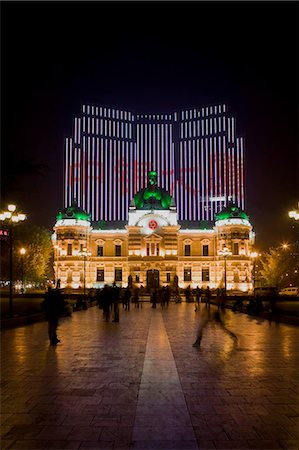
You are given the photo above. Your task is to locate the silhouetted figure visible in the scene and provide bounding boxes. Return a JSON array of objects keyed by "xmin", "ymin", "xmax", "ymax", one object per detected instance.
[
  {"xmin": 41, "ymin": 287, "xmax": 65, "ymax": 345},
  {"xmin": 205, "ymin": 286, "xmax": 211, "ymax": 308},
  {"xmin": 194, "ymin": 286, "xmax": 202, "ymax": 311},
  {"xmin": 132, "ymin": 287, "xmax": 141, "ymax": 308},
  {"xmin": 101, "ymin": 285, "xmax": 111, "ymax": 321},
  {"xmin": 185, "ymin": 285, "xmax": 191, "ymax": 303},
  {"xmin": 111, "ymin": 282, "xmax": 120, "ymax": 322},
  {"xmin": 124, "ymin": 286, "xmax": 131, "ymax": 310},
  {"xmin": 151, "ymin": 289, "xmax": 157, "ymax": 308}
]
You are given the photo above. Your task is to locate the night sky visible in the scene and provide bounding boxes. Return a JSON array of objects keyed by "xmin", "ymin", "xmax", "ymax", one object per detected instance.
[{"xmin": 1, "ymin": 1, "xmax": 298, "ymax": 249}]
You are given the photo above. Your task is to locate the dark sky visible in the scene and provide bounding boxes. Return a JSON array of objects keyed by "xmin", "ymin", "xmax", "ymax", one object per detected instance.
[{"xmin": 1, "ymin": 1, "xmax": 298, "ymax": 249}]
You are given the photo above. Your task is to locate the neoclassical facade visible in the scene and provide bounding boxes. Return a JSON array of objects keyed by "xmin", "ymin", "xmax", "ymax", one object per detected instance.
[{"xmin": 53, "ymin": 171, "xmax": 255, "ymax": 292}]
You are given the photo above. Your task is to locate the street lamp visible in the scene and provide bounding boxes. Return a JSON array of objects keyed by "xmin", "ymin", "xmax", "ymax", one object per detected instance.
[
  {"xmin": 219, "ymin": 246, "xmax": 232, "ymax": 296},
  {"xmin": 250, "ymin": 251, "xmax": 258, "ymax": 293},
  {"xmin": 80, "ymin": 247, "xmax": 91, "ymax": 300},
  {"xmin": 54, "ymin": 244, "xmax": 60, "ymax": 287},
  {"xmin": 19, "ymin": 247, "xmax": 26, "ymax": 293},
  {"xmin": 0, "ymin": 204, "xmax": 26, "ymax": 318}
]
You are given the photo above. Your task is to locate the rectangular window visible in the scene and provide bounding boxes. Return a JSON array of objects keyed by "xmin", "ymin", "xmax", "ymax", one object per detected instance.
[
  {"xmin": 135, "ymin": 274, "xmax": 140, "ymax": 283},
  {"xmin": 166, "ymin": 272, "xmax": 171, "ymax": 283},
  {"xmin": 115, "ymin": 245, "xmax": 121, "ymax": 256},
  {"xmin": 97, "ymin": 245, "xmax": 103, "ymax": 257},
  {"xmin": 184, "ymin": 244, "xmax": 191, "ymax": 256},
  {"xmin": 184, "ymin": 268, "xmax": 192, "ymax": 282},
  {"xmin": 115, "ymin": 268, "xmax": 122, "ymax": 282},
  {"xmin": 156, "ymin": 244, "xmax": 160, "ymax": 256},
  {"xmin": 202, "ymin": 268, "xmax": 210, "ymax": 282},
  {"xmin": 67, "ymin": 244, "xmax": 72, "ymax": 256},
  {"xmin": 146, "ymin": 244, "xmax": 150, "ymax": 256},
  {"xmin": 233, "ymin": 242, "xmax": 239, "ymax": 255},
  {"xmin": 151, "ymin": 243, "xmax": 155, "ymax": 255},
  {"xmin": 203, "ymin": 244, "xmax": 209, "ymax": 256},
  {"xmin": 80, "ymin": 243, "xmax": 84, "ymax": 252},
  {"xmin": 97, "ymin": 269, "xmax": 104, "ymax": 282}
]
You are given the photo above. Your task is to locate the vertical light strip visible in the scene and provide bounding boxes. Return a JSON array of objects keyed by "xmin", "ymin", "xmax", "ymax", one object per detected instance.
[
  {"xmin": 140, "ymin": 124, "xmax": 144, "ymax": 189},
  {"xmin": 122, "ymin": 141, "xmax": 125, "ymax": 219},
  {"xmin": 158, "ymin": 124, "xmax": 161, "ymax": 182},
  {"xmin": 205, "ymin": 138, "xmax": 209, "ymax": 220},
  {"xmin": 104, "ymin": 140, "xmax": 108, "ymax": 220},
  {"xmin": 188, "ymin": 140, "xmax": 191, "ymax": 220},
  {"xmin": 236, "ymin": 139, "xmax": 241, "ymax": 207},
  {"xmin": 113, "ymin": 140, "xmax": 116, "ymax": 220},
  {"xmin": 65, "ymin": 139, "xmax": 69, "ymax": 207},
  {"xmin": 100, "ymin": 139, "xmax": 104, "ymax": 220},
  {"xmin": 96, "ymin": 138, "xmax": 99, "ymax": 221},
  {"xmin": 165, "ymin": 124, "xmax": 169, "ymax": 190},
  {"xmin": 240, "ymin": 138, "xmax": 245, "ymax": 209},
  {"xmin": 109, "ymin": 140, "xmax": 112, "ymax": 220},
  {"xmin": 201, "ymin": 139, "xmax": 204, "ymax": 219},
  {"xmin": 87, "ymin": 137, "xmax": 91, "ymax": 215},
  {"xmin": 214, "ymin": 136, "xmax": 217, "ymax": 214},
  {"xmin": 228, "ymin": 145, "xmax": 231, "ymax": 201},
  {"xmin": 162, "ymin": 123, "xmax": 165, "ymax": 191},
  {"xmin": 218, "ymin": 136, "xmax": 222, "ymax": 209},
  {"xmin": 117, "ymin": 140, "xmax": 120, "ymax": 219},
  {"xmin": 192, "ymin": 139, "xmax": 196, "ymax": 220},
  {"xmin": 68, "ymin": 139, "xmax": 73, "ymax": 206},
  {"xmin": 223, "ymin": 136, "xmax": 227, "ymax": 205},
  {"xmin": 78, "ymin": 146, "xmax": 81, "ymax": 207},
  {"xmin": 232, "ymin": 145, "xmax": 235, "ymax": 202},
  {"xmin": 210, "ymin": 138, "xmax": 213, "ymax": 221},
  {"xmin": 91, "ymin": 138, "xmax": 95, "ymax": 220}
]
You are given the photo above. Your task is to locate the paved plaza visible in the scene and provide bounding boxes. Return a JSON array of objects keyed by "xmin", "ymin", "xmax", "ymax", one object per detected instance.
[{"xmin": 1, "ymin": 303, "xmax": 299, "ymax": 450}]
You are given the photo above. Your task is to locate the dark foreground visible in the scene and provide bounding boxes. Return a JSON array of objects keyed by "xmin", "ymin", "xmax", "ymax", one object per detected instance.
[{"xmin": 1, "ymin": 303, "xmax": 299, "ymax": 450}]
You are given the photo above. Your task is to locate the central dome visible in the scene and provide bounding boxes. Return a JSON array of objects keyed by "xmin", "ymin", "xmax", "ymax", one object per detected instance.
[{"xmin": 133, "ymin": 171, "xmax": 173, "ymax": 210}]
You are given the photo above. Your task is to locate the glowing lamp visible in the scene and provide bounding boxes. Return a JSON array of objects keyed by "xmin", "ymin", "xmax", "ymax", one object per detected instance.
[
  {"xmin": 8, "ymin": 204, "xmax": 16, "ymax": 212},
  {"xmin": 20, "ymin": 248, "xmax": 26, "ymax": 255}
]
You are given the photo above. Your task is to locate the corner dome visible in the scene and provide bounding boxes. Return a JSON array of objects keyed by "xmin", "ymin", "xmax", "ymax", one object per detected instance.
[
  {"xmin": 215, "ymin": 203, "xmax": 249, "ymax": 222},
  {"xmin": 133, "ymin": 170, "xmax": 174, "ymax": 210},
  {"xmin": 56, "ymin": 202, "xmax": 91, "ymax": 222}
]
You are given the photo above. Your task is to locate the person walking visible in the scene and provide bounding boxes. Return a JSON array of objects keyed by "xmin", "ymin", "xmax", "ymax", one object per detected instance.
[
  {"xmin": 111, "ymin": 281, "xmax": 120, "ymax": 322},
  {"xmin": 151, "ymin": 288, "xmax": 157, "ymax": 308},
  {"xmin": 101, "ymin": 285, "xmax": 111, "ymax": 321},
  {"xmin": 41, "ymin": 287, "xmax": 66, "ymax": 345},
  {"xmin": 185, "ymin": 285, "xmax": 191, "ymax": 303},
  {"xmin": 205, "ymin": 286, "xmax": 211, "ymax": 308},
  {"xmin": 194, "ymin": 286, "xmax": 202, "ymax": 311},
  {"xmin": 124, "ymin": 286, "xmax": 131, "ymax": 311}
]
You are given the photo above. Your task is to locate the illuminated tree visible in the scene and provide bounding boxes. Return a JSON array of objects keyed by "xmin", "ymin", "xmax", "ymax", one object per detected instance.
[{"xmin": 260, "ymin": 246, "xmax": 295, "ymax": 288}]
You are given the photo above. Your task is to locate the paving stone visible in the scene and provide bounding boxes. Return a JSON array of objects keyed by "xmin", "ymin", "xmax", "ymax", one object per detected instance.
[{"xmin": 1, "ymin": 304, "xmax": 299, "ymax": 450}]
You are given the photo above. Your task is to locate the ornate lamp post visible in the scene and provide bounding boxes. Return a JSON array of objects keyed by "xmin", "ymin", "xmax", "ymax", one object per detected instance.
[
  {"xmin": 19, "ymin": 247, "xmax": 26, "ymax": 293},
  {"xmin": 219, "ymin": 246, "xmax": 232, "ymax": 296},
  {"xmin": 80, "ymin": 247, "xmax": 91, "ymax": 300},
  {"xmin": 0, "ymin": 204, "xmax": 26, "ymax": 318},
  {"xmin": 250, "ymin": 251, "xmax": 258, "ymax": 293}
]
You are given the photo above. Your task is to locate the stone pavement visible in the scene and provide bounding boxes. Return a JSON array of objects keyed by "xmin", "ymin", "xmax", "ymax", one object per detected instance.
[{"xmin": 1, "ymin": 303, "xmax": 299, "ymax": 450}]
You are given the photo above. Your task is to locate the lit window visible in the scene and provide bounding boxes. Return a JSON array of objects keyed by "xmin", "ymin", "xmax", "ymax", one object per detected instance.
[
  {"xmin": 97, "ymin": 269, "xmax": 104, "ymax": 282},
  {"xmin": 202, "ymin": 268, "xmax": 209, "ymax": 281},
  {"xmin": 115, "ymin": 268, "xmax": 122, "ymax": 282},
  {"xmin": 184, "ymin": 268, "xmax": 192, "ymax": 282}
]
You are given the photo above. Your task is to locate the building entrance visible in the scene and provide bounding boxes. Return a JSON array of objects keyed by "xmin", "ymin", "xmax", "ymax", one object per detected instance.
[{"xmin": 146, "ymin": 269, "xmax": 160, "ymax": 291}]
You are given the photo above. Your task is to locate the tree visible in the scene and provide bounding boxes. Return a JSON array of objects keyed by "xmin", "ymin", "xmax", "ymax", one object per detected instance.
[
  {"xmin": 260, "ymin": 246, "xmax": 295, "ymax": 288},
  {"xmin": 0, "ymin": 225, "xmax": 53, "ymax": 286}
]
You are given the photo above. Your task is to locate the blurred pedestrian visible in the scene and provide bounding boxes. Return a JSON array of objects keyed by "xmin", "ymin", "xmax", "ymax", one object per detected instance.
[
  {"xmin": 124, "ymin": 286, "xmax": 131, "ymax": 311},
  {"xmin": 151, "ymin": 288, "xmax": 157, "ymax": 308},
  {"xmin": 101, "ymin": 284, "xmax": 111, "ymax": 321},
  {"xmin": 111, "ymin": 281, "xmax": 120, "ymax": 322},
  {"xmin": 194, "ymin": 286, "xmax": 202, "ymax": 311},
  {"xmin": 205, "ymin": 286, "xmax": 211, "ymax": 308}
]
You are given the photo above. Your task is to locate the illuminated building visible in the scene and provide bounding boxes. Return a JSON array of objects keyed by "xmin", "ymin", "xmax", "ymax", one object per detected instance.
[
  {"xmin": 55, "ymin": 171, "xmax": 254, "ymax": 291},
  {"xmin": 64, "ymin": 104, "xmax": 245, "ymax": 221}
]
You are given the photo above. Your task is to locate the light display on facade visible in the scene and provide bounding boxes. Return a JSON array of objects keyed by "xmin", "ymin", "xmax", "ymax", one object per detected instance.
[{"xmin": 54, "ymin": 171, "xmax": 254, "ymax": 292}]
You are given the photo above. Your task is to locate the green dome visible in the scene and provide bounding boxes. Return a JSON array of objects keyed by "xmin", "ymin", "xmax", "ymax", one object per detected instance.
[
  {"xmin": 56, "ymin": 202, "xmax": 91, "ymax": 222},
  {"xmin": 133, "ymin": 171, "xmax": 172, "ymax": 210},
  {"xmin": 215, "ymin": 203, "xmax": 249, "ymax": 221}
]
